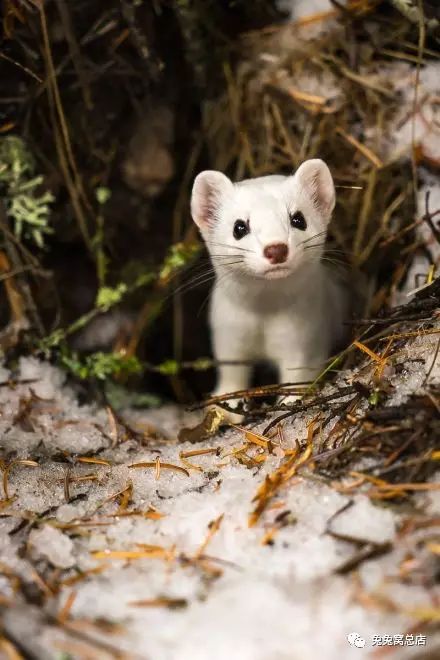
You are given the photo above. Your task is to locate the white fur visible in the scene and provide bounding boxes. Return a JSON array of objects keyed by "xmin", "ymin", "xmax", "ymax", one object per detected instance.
[{"xmin": 191, "ymin": 159, "xmax": 347, "ymax": 403}]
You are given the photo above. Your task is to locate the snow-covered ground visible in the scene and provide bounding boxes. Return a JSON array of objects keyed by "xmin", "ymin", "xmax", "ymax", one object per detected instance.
[{"xmin": 0, "ymin": 332, "xmax": 439, "ymax": 659}]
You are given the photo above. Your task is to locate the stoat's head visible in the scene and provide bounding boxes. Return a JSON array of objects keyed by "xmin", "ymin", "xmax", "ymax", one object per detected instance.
[{"xmin": 190, "ymin": 159, "xmax": 335, "ymax": 280}]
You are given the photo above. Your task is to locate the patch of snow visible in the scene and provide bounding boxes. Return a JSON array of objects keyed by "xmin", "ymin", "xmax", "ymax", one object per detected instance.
[
  {"xmin": 330, "ymin": 497, "xmax": 396, "ymax": 544},
  {"xmin": 278, "ymin": 0, "xmax": 333, "ymax": 21},
  {"xmin": 28, "ymin": 525, "xmax": 75, "ymax": 569},
  {"xmin": 0, "ymin": 352, "xmax": 438, "ymax": 658},
  {"xmin": 392, "ymin": 62, "xmax": 440, "ymax": 163},
  {"xmin": 397, "ymin": 173, "xmax": 440, "ymax": 301}
]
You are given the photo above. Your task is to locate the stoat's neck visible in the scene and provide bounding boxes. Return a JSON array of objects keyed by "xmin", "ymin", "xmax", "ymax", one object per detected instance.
[{"xmin": 215, "ymin": 261, "xmax": 324, "ymax": 311}]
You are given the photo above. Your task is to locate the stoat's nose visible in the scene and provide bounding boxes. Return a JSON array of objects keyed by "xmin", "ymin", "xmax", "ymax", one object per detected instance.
[{"xmin": 264, "ymin": 243, "xmax": 288, "ymax": 264}]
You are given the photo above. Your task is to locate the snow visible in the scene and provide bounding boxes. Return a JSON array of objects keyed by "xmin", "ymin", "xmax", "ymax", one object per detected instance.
[
  {"xmin": 278, "ymin": 0, "xmax": 333, "ymax": 21},
  {"xmin": 397, "ymin": 175, "xmax": 440, "ymax": 301},
  {"xmin": 0, "ymin": 345, "xmax": 438, "ymax": 659},
  {"xmin": 28, "ymin": 526, "xmax": 76, "ymax": 569},
  {"xmin": 389, "ymin": 62, "xmax": 440, "ymax": 164}
]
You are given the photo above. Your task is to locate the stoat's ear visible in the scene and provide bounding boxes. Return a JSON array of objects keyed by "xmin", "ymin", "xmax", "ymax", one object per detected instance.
[
  {"xmin": 295, "ymin": 159, "xmax": 335, "ymax": 220},
  {"xmin": 191, "ymin": 170, "xmax": 233, "ymax": 229}
]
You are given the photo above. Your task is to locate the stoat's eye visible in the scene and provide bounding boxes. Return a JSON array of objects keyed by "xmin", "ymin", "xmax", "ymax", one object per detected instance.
[
  {"xmin": 289, "ymin": 211, "xmax": 307, "ymax": 231},
  {"xmin": 233, "ymin": 219, "xmax": 249, "ymax": 240}
]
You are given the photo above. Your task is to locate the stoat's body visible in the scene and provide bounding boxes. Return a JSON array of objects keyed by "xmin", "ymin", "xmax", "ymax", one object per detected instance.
[{"xmin": 190, "ymin": 160, "xmax": 347, "ymax": 401}]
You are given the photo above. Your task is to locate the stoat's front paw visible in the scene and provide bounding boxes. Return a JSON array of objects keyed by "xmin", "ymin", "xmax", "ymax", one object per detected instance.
[
  {"xmin": 222, "ymin": 408, "xmax": 245, "ymax": 425},
  {"xmin": 208, "ymin": 404, "xmax": 244, "ymax": 426},
  {"xmin": 279, "ymin": 393, "xmax": 302, "ymax": 408}
]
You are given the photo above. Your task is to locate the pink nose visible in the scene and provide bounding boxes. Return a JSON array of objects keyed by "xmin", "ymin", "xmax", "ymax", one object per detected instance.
[{"xmin": 264, "ymin": 243, "xmax": 288, "ymax": 264}]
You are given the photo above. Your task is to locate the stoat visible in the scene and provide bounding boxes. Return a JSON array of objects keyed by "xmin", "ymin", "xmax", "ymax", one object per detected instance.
[{"xmin": 190, "ymin": 159, "xmax": 347, "ymax": 408}]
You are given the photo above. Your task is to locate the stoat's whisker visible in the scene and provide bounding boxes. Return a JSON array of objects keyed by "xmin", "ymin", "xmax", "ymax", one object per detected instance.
[
  {"xmin": 162, "ymin": 255, "xmax": 222, "ymax": 286},
  {"xmin": 197, "ymin": 269, "xmax": 236, "ymax": 317},
  {"xmin": 321, "ymin": 255, "xmax": 348, "ymax": 264},
  {"xmin": 174, "ymin": 267, "xmax": 215, "ymax": 285},
  {"xmin": 170, "ymin": 273, "xmax": 216, "ymax": 298},
  {"xmin": 321, "ymin": 259, "xmax": 349, "ymax": 272},
  {"xmin": 208, "ymin": 241, "xmax": 255, "ymax": 254},
  {"xmin": 211, "ymin": 261, "xmax": 246, "ymax": 267},
  {"xmin": 192, "ymin": 261, "xmax": 243, "ymax": 275},
  {"xmin": 175, "ymin": 276, "xmax": 216, "ymax": 296},
  {"xmin": 299, "ymin": 230, "xmax": 328, "ymax": 246},
  {"xmin": 211, "ymin": 261, "xmax": 245, "ymax": 266},
  {"xmin": 178, "ymin": 262, "xmax": 220, "ymax": 278},
  {"xmin": 183, "ymin": 261, "xmax": 244, "ymax": 281},
  {"xmin": 307, "ymin": 251, "xmax": 347, "ymax": 262},
  {"xmin": 185, "ymin": 256, "xmax": 244, "ymax": 274},
  {"xmin": 210, "ymin": 255, "xmax": 246, "ymax": 261},
  {"xmin": 307, "ymin": 256, "xmax": 349, "ymax": 271},
  {"xmin": 303, "ymin": 242, "xmax": 328, "ymax": 250},
  {"xmin": 208, "ymin": 253, "xmax": 245, "ymax": 258},
  {"xmin": 172, "ymin": 260, "xmax": 244, "ymax": 295},
  {"xmin": 164, "ymin": 275, "xmax": 214, "ymax": 304},
  {"xmin": 304, "ymin": 244, "xmax": 347, "ymax": 256}
]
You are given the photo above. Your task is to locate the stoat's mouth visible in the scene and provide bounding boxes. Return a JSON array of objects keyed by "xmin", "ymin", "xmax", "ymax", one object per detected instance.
[{"xmin": 263, "ymin": 266, "xmax": 291, "ymax": 280}]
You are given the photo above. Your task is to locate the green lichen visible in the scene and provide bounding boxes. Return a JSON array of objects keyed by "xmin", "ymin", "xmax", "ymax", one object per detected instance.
[
  {"xmin": 0, "ymin": 136, "xmax": 53, "ymax": 247},
  {"xmin": 157, "ymin": 359, "xmax": 180, "ymax": 376},
  {"xmin": 368, "ymin": 389, "xmax": 383, "ymax": 407},
  {"xmin": 96, "ymin": 283, "xmax": 128, "ymax": 311},
  {"xmin": 95, "ymin": 186, "xmax": 111, "ymax": 205},
  {"xmin": 190, "ymin": 357, "xmax": 213, "ymax": 371}
]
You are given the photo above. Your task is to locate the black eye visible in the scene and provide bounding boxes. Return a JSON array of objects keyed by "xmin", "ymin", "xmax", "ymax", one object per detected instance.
[
  {"xmin": 289, "ymin": 211, "xmax": 307, "ymax": 231},
  {"xmin": 233, "ymin": 219, "xmax": 249, "ymax": 240}
]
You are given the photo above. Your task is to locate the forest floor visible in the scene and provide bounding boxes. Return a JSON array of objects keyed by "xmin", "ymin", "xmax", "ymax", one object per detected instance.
[{"xmin": 0, "ymin": 313, "xmax": 439, "ymax": 660}]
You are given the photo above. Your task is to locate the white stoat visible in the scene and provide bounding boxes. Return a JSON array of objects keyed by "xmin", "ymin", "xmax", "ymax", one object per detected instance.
[{"xmin": 190, "ymin": 159, "xmax": 348, "ymax": 404}]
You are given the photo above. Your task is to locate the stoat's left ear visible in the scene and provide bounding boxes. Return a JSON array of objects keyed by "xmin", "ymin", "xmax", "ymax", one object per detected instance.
[
  {"xmin": 191, "ymin": 170, "xmax": 233, "ymax": 230},
  {"xmin": 295, "ymin": 159, "xmax": 335, "ymax": 220}
]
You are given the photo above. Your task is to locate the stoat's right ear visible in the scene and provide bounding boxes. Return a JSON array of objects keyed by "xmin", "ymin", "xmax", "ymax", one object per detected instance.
[{"xmin": 191, "ymin": 170, "xmax": 233, "ymax": 229}]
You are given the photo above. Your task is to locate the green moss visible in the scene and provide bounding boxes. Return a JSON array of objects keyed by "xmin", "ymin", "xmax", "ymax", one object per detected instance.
[
  {"xmin": 61, "ymin": 351, "xmax": 142, "ymax": 381},
  {"xmin": 96, "ymin": 284, "xmax": 128, "ymax": 311}
]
